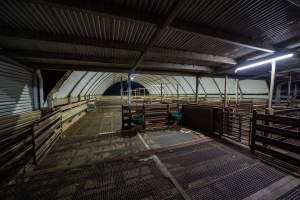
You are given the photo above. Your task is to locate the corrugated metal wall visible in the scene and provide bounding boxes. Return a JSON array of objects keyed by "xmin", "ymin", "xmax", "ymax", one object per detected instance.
[{"xmin": 0, "ymin": 56, "xmax": 34, "ymax": 116}]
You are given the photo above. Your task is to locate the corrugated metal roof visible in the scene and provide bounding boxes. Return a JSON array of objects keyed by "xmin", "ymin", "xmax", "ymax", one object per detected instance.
[
  {"xmin": 0, "ymin": 0, "xmax": 156, "ymax": 45},
  {"xmin": 176, "ymin": 0, "xmax": 300, "ymax": 44},
  {"xmin": 0, "ymin": 0, "xmax": 299, "ymax": 75},
  {"xmin": 0, "ymin": 36, "xmax": 140, "ymax": 59},
  {"xmin": 106, "ymin": 0, "xmax": 176, "ymax": 16},
  {"xmin": 155, "ymin": 27, "xmax": 256, "ymax": 58}
]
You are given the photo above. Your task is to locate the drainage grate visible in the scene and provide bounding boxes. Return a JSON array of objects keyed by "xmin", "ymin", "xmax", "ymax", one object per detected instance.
[{"xmin": 1, "ymin": 160, "xmax": 183, "ymax": 200}]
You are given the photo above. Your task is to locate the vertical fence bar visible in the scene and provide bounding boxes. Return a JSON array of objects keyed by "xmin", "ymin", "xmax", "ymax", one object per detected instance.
[
  {"xmin": 128, "ymin": 73, "xmax": 132, "ymax": 105},
  {"xmin": 251, "ymin": 110, "xmax": 257, "ymax": 152},
  {"xmin": 31, "ymin": 124, "xmax": 37, "ymax": 165},
  {"xmin": 220, "ymin": 109, "xmax": 224, "ymax": 138},
  {"xmin": 195, "ymin": 76, "xmax": 199, "ymax": 103},
  {"xmin": 224, "ymin": 75, "xmax": 228, "ymax": 108},
  {"xmin": 239, "ymin": 114, "xmax": 242, "ymax": 142},
  {"xmin": 288, "ymin": 72, "xmax": 292, "ymax": 102}
]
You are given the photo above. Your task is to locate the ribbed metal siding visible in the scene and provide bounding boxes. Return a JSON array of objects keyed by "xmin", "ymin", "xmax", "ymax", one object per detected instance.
[{"xmin": 0, "ymin": 58, "xmax": 33, "ymax": 116}]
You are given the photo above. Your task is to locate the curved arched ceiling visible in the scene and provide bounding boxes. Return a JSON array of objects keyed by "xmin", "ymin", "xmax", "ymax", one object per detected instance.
[{"xmin": 51, "ymin": 71, "xmax": 269, "ymax": 99}]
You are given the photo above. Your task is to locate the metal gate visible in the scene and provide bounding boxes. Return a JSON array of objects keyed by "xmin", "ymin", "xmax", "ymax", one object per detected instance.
[{"xmin": 223, "ymin": 110, "xmax": 251, "ymax": 145}]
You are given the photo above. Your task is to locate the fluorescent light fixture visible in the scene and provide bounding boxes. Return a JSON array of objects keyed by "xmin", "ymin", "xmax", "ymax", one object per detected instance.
[
  {"xmin": 130, "ymin": 76, "xmax": 134, "ymax": 80},
  {"xmin": 235, "ymin": 53, "xmax": 294, "ymax": 73}
]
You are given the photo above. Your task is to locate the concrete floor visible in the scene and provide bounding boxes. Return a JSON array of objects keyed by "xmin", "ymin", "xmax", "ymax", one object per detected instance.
[{"xmin": 2, "ymin": 109, "xmax": 300, "ymax": 200}]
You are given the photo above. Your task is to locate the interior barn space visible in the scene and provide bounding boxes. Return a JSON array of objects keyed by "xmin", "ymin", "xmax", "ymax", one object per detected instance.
[{"xmin": 1, "ymin": 0, "xmax": 300, "ymax": 199}]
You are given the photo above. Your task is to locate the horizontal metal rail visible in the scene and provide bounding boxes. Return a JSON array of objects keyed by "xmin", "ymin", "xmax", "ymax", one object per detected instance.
[{"xmin": 251, "ymin": 110, "xmax": 300, "ymax": 167}]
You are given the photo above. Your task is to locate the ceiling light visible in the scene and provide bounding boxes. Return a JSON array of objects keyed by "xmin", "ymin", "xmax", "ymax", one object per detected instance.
[{"xmin": 235, "ymin": 53, "xmax": 294, "ymax": 73}]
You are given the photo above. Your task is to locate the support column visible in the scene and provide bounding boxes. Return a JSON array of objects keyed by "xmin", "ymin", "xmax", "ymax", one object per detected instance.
[
  {"xmin": 288, "ymin": 72, "xmax": 292, "ymax": 101},
  {"xmin": 120, "ymin": 77, "xmax": 123, "ymax": 102},
  {"xmin": 224, "ymin": 75, "xmax": 228, "ymax": 108},
  {"xmin": 128, "ymin": 72, "xmax": 132, "ymax": 105},
  {"xmin": 195, "ymin": 76, "xmax": 199, "ymax": 103},
  {"xmin": 36, "ymin": 69, "xmax": 44, "ymax": 108},
  {"xmin": 160, "ymin": 83, "xmax": 163, "ymax": 102},
  {"xmin": 235, "ymin": 78, "xmax": 239, "ymax": 105},
  {"xmin": 32, "ymin": 72, "xmax": 39, "ymax": 110},
  {"xmin": 177, "ymin": 84, "xmax": 179, "ymax": 101},
  {"xmin": 268, "ymin": 61, "xmax": 276, "ymax": 109}
]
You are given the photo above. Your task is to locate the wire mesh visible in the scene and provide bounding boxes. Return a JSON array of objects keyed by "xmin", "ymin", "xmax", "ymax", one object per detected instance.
[
  {"xmin": 158, "ymin": 141, "xmax": 286, "ymax": 200},
  {"xmin": 1, "ymin": 160, "xmax": 183, "ymax": 200}
]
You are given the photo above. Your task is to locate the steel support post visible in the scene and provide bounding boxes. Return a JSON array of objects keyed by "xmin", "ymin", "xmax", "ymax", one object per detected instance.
[
  {"xmin": 128, "ymin": 73, "xmax": 132, "ymax": 105},
  {"xmin": 195, "ymin": 76, "xmax": 199, "ymax": 103},
  {"xmin": 288, "ymin": 72, "xmax": 292, "ymax": 101},
  {"xmin": 268, "ymin": 61, "xmax": 276, "ymax": 109}
]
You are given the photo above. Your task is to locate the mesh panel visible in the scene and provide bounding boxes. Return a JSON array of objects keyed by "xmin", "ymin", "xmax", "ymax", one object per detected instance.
[
  {"xmin": 158, "ymin": 142, "xmax": 286, "ymax": 200},
  {"xmin": 1, "ymin": 160, "xmax": 183, "ymax": 200},
  {"xmin": 36, "ymin": 132, "xmax": 147, "ymax": 170}
]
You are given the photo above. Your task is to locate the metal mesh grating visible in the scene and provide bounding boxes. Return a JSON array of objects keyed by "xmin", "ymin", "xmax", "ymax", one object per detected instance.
[
  {"xmin": 188, "ymin": 163, "xmax": 285, "ymax": 200},
  {"xmin": 277, "ymin": 185, "xmax": 300, "ymax": 200},
  {"xmin": 142, "ymin": 130, "xmax": 202, "ymax": 148},
  {"xmin": 1, "ymin": 160, "xmax": 183, "ymax": 200},
  {"xmin": 35, "ymin": 131, "xmax": 147, "ymax": 171},
  {"xmin": 158, "ymin": 141, "xmax": 286, "ymax": 200}
]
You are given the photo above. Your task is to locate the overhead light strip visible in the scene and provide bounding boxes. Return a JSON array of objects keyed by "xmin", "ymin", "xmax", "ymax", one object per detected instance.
[{"xmin": 235, "ymin": 53, "xmax": 294, "ymax": 73}]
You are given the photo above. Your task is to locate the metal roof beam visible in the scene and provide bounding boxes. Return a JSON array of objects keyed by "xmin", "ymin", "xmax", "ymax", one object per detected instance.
[
  {"xmin": 0, "ymin": 28, "xmax": 144, "ymax": 52},
  {"xmin": 31, "ymin": 63, "xmax": 212, "ymax": 75},
  {"xmin": 171, "ymin": 21, "xmax": 275, "ymax": 53},
  {"xmin": 6, "ymin": 50, "xmax": 135, "ymax": 64},
  {"xmin": 5, "ymin": 49, "xmax": 235, "ymax": 65},
  {"xmin": 148, "ymin": 48, "xmax": 237, "ymax": 65},
  {"xmin": 131, "ymin": 0, "xmax": 188, "ymax": 72}
]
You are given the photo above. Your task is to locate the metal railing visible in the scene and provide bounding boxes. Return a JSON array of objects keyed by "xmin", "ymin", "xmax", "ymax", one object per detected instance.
[{"xmin": 251, "ymin": 110, "xmax": 300, "ymax": 167}]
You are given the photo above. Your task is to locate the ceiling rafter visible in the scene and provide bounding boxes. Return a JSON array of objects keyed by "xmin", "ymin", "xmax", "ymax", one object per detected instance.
[
  {"xmin": 4, "ymin": 47, "xmax": 236, "ymax": 66},
  {"xmin": 0, "ymin": 31, "xmax": 236, "ymax": 65},
  {"xmin": 131, "ymin": 0, "xmax": 188, "ymax": 72},
  {"xmin": 30, "ymin": 63, "xmax": 213, "ymax": 76}
]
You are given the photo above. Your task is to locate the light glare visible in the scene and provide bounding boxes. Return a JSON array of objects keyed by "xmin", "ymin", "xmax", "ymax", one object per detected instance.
[{"xmin": 235, "ymin": 53, "xmax": 294, "ymax": 73}]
